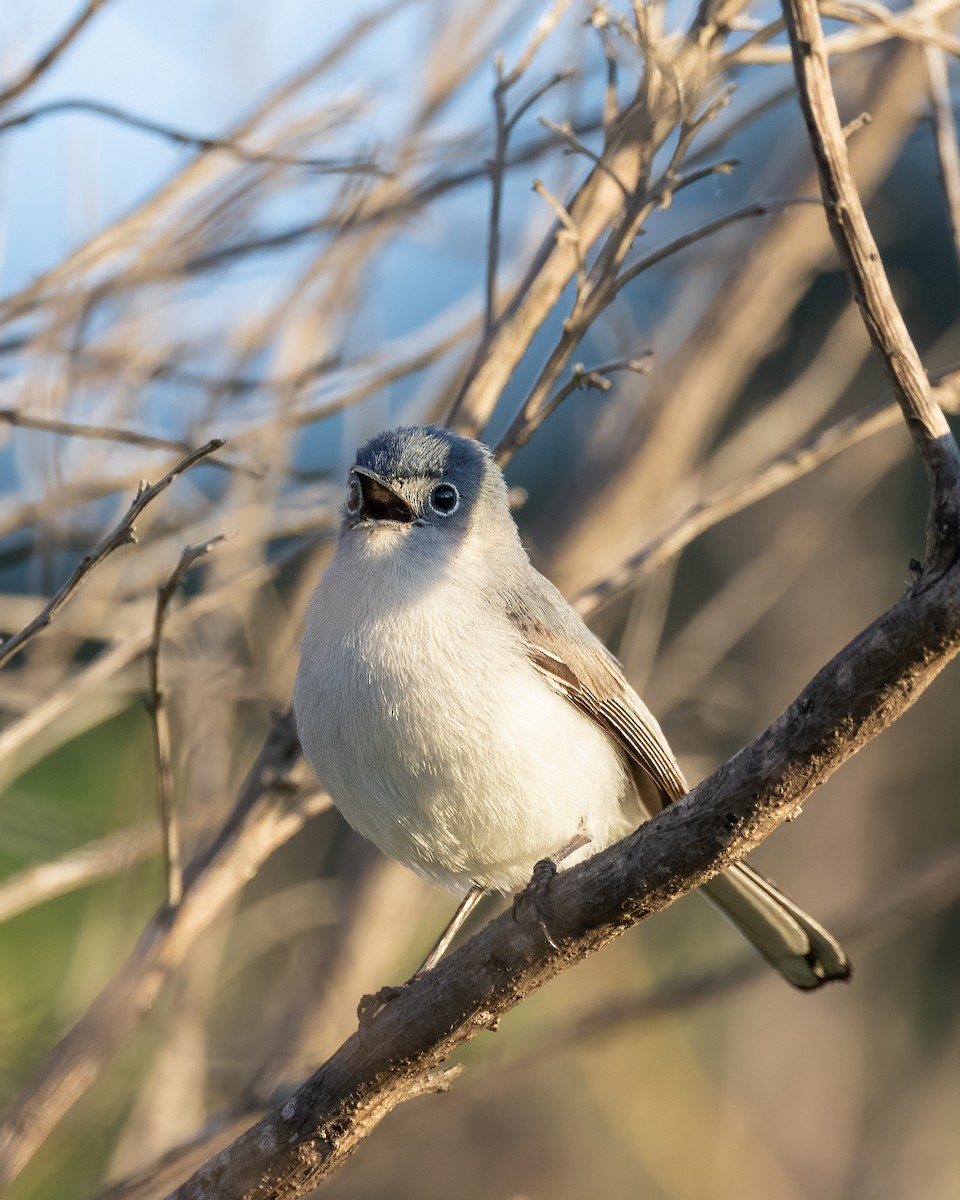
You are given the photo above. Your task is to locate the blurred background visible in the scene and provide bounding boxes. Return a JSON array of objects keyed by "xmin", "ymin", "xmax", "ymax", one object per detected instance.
[{"xmin": 0, "ymin": 1, "xmax": 958, "ymax": 1198}]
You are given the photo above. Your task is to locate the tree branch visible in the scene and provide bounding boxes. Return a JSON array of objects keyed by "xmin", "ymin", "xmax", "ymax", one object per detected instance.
[
  {"xmin": 0, "ymin": 440, "xmax": 225, "ymax": 669},
  {"xmin": 0, "ymin": 99, "xmax": 385, "ymax": 176},
  {"xmin": 574, "ymin": 373, "xmax": 960, "ymax": 616},
  {"xmin": 147, "ymin": 537, "xmax": 231, "ymax": 909},
  {"xmin": 168, "ymin": 556, "xmax": 960, "ymax": 1199},
  {"xmin": 782, "ymin": 0, "xmax": 960, "ymax": 577},
  {"xmin": 0, "ymin": 0, "xmax": 110, "ymax": 108}
]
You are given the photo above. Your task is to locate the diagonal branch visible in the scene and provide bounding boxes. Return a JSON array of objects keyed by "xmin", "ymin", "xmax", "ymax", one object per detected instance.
[
  {"xmin": 0, "ymin": 0, "xmax": 110, "ymax": 108},
  {"xmin": 782, "ymin": 0, "xmax": 960, "ymax": 578},
  {"xmin": 167, "ymin": 556, "xmax": 960, "ymax": 1199},
  {"xmin": 574, "ymin": 373, "xmax": 960, "ymax": 617},
  {"xmin": 0, "ymin": 440, "xmax": 225, "ymax": 669}
]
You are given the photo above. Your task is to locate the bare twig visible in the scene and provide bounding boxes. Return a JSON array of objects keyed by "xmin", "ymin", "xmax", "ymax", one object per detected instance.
[
  {"xmin": 782, "ymin": 0, "xmax": 960, "ymax": 577},
  {"xmin": 0, "ymin": 0, "xmax": 110, "ymax": 107},
  {"xmin": 0, "ymin": 440, "xmax": 225, "ymax": 669},
  {"xmin": 575, "ymin": 374, "xmax": 960, "ymax": 616},
  {"xmin": 612, "ymin": 194, "xmax": 820, "ymax": 295},
  {"xmin": 486, "ymin": 59, "xmax": 510, "ymax": 335},
  {"xmin": 147, "ymin": 537, "xmax": 230, "ymax": 909},
  {"xmin": 920, "ymin": 16, "xmax": 960, "ymax": 263},
  {"xmin": 494, "ymin": 195, "xmax": 817, "ymax": 461},
  {"xmin": 0, "ymin": 99, "xmax": 386, "ymax": 175},
  {"xmin": 726, "ymin": 0, "xmax": 960, "ymax": 65},
  {"xmin": 495, "ymin": 354, "xmax": 652, "ymax": 462},
  {"xmin": 0, "ymin": 408, "xmax": 256, "ymax": 474},
  {"xmin": 485, "ymin": 63, "xmax": 574, "ymax": 333},
  {"xmin": 446, "ymin": 0, "xmax": 750, "ymax": 436},
  {"xmin": 821, "ymin": 0, "xmax": 960, "ymax": 56}
]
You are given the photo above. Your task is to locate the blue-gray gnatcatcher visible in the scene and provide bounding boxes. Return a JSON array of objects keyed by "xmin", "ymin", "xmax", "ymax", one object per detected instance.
[{"xmin": 294, "ymin": 425, "xmax": 849, "ymax": 988}]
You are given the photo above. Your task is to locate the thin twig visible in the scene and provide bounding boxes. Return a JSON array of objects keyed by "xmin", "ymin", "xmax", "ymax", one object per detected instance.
[
  {"xmin": 575, "ymin": 374, "xmax": 960, "ymax": 616},
  {"xmin": 920, "ymin": 15, "xmax": 960, "ymax": 263},
  {"xmin": 146, "ymin": 536, "xmax": 231, "ymax": 909},
  {"xmin": 783, "ymin": 0, "xmax": 960, "ymax": 577},
  {"xmin": 0, "ymin": 0, "xmax": 110, "ymax": 107},
  {"xmin": 532, "ymin": 177, "xmax": 588, "ymax": 296},
  {"xmin": 0, "ymin": 99, "xmax": 386, "ymax": 176},
  {"xmin": 495, "ymin": 195, "xmax": 816, "ymax": 462},
  {"xmin": 486, "ymin": 65, "xmax": 575, "ymax": 334},
  {"xmin": 486, "ymin": 61, "xmax": 509, "ymax": 335},
  {"xmin": 0, "ymin": 439, "xmax": 225, "ymax": 669},
  {"xmin": 725, "ymin": 0, "xmax": 960, "ymax": 65},
  {"xmin": 495, "ymin": 354, "xmax": 652, "ymax": 462},
  {"xmin": 611, "ymin": 194, "xmax": 820, "ymax": 295},
  {"xmin": 446, "ymin": 0, "xmax": 747, "ymax": 436},
  {"xmin": 0, "ymin": 409, "xmax": 257, "ymax": 475}
]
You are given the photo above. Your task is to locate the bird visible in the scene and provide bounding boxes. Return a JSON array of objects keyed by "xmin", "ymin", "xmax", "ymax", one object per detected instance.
[{"xmin": 293, "ymin": 424, "xmax": 850, "ymax": 989}]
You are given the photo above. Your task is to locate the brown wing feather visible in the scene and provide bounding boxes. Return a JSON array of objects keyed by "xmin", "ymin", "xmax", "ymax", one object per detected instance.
[{"xmin": 518, "ymin": 622, "xmax": 688, "ymax": 811}]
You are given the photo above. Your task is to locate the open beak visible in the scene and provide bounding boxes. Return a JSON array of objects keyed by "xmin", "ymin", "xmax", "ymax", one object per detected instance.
[{"xmin": 351, "ymin": 467, "xmax": 415, "ymax": 524}]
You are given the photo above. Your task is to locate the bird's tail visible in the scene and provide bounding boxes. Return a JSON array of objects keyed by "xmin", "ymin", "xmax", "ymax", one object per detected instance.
[{"xmin": 702, "ymin": 862, "xmax": 850, "ymax": 989}]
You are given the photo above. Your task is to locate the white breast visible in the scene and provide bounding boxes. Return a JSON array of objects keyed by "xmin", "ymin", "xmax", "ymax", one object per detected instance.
[{"xmin": 294, "ymin": 529, "xmax": 635, "ymax": 894}]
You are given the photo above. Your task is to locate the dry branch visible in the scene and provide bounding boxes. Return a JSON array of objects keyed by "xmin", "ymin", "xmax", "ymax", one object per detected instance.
[
  {"xmin": 167, "ymin": 556, "xmax": 960, "ymax": 1200},
  {"xmin": 147, "ymin": 537, "xmax": 231, "ymax": 909},
  {"xmin": 0, "ymin": 440, "xmax": 225, "ymax": 669},
  {"xmin": 0, "ymin": 0, "xmax": 110, "ymax": 107},
  {"xmin": 0, "ymin": 99, "xmax": 386, "ymax": 175},
  {"xmin": 446, "ymin": 0, "xmax": 751, "ymax": 436},
  {"xmin": 782, "ymin": 0, "xmax": 960, "ymax": 577},
  {"xmin": 920, "ymin": 14, "xmax": 960, "ymax": 262},
  {"xmin": 572, "ymin": 378, "xmax": 960, "ymax": 616}
]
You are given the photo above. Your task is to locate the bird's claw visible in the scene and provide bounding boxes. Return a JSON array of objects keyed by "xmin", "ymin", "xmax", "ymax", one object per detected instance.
[
  {"xmin": 512, "ymin": 857, "xmax": 560, "ymax": 950},
  {"xmin": 357, "ymin": 983, "xmax": 405, "ymax": 1039}
]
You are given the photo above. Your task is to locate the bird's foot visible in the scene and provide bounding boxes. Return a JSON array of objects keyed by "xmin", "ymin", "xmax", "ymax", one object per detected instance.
[
  {"xmin": 512, "ymin": 858, "xmax": 560, "ymax": 950},
  {"xmin": 357, "ymin": 984, "xmax": 406, "ymax": 1039}
]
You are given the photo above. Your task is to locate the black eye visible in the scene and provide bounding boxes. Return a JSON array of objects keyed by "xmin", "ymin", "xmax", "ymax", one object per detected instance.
[
  {"xmin": 346, "ymin": 476, "xmax": 362, "ymax": 514},
  {"xmin": 429, "ymin": 482, "xmax": 459, "ymax": 515}
]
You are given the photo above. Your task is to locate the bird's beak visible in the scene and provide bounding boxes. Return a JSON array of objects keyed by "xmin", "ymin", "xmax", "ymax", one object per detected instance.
[{"xmin": 350, "ymin": 467, "xmax": 416, "ymax": 523}]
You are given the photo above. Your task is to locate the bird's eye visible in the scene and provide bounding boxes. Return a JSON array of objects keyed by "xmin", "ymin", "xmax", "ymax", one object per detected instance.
[
  {"xmin": 429, "ymin": 482, "xmax": 459, "ymax": 515},
  {"xmin": 346, "ymin": 476, "xmax": 362, "ymax": 514}
]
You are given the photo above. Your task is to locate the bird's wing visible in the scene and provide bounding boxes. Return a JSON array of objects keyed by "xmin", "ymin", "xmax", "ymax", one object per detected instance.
[
  {"xmin": 505, "ymin": 581, "xmax": 687, "ymax": 812},
  {"xmin": 504, "ymin": 575, "xmax": 851, "ymax": 989}
]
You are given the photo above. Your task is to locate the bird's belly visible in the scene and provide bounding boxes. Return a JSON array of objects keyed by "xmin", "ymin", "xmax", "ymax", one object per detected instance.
[{"xmin": 295, "ymin": 594, "xmax": 635, "ymax": 893}]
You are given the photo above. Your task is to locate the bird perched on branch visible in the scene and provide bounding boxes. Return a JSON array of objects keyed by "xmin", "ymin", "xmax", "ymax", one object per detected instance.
[{"xmin": 294, "ymin": 425, "xmax": 849, "ymax": 989}]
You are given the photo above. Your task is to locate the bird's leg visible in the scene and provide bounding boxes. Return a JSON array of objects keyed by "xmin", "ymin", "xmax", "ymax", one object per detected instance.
[
  {"xmin": 413, "ymin": 884, "xmax": 487, "ymax": 977},
  {"xmin": 512, "ymin": 832, "xmax": 592, "ymax": 948},
  {"xmin": 357, "ymin": 884, "xmax": 486, "ymax": 1030}
]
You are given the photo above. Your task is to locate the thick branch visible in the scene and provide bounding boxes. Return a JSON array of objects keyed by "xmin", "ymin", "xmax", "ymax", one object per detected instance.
[
  {"xmin": 169, "ymin": 559, "xmax": 960, "ymax": 1199},
  {"xmin": 782, "ymin": 0, "xmax": 960, "ymax": 576}
]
